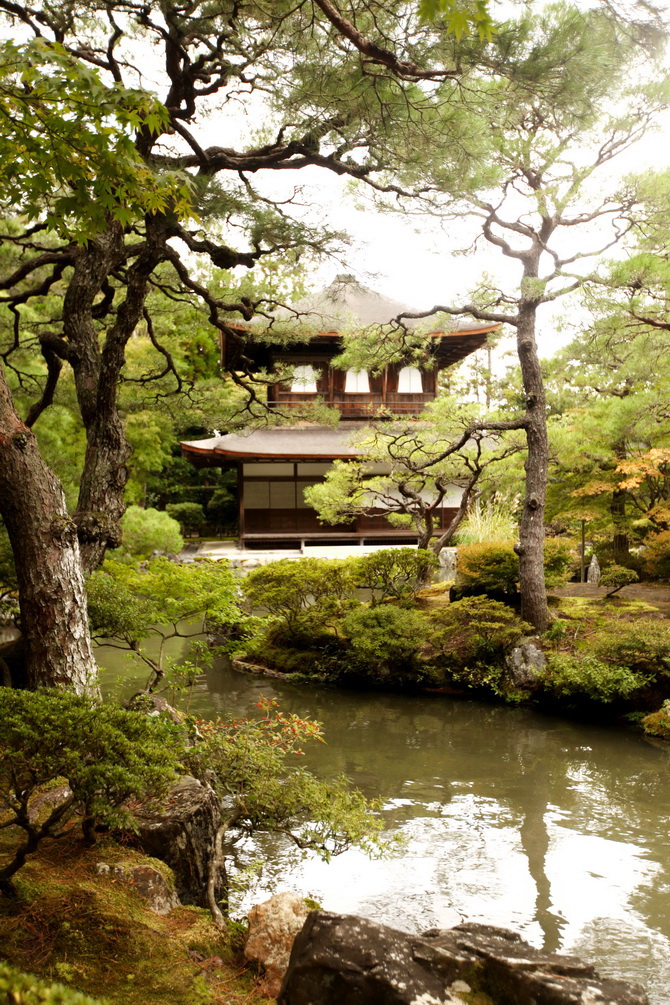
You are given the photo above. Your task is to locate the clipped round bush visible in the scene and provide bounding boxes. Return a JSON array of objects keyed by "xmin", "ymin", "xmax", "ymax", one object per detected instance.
[
  {"xmin": 353, "ymin": 548, "xmax": 438, "ymax": 602},
  {"xmin": 119, "ymin": 505, "xmax": 183, "ymax": 558},
  {"xmin": 600, "ymin": 564, "xmax": 639, "ymax": 596},
  {"xmin": 165, "ymin": 501, "xmax": 206, "ymax": 536},
  {"xmin": 456, "ymin": 541, "xmax": 519, "ymax": 596},
  {"xmin": 457, "ymin": 538, "xmax": 577, "ymax": 596},
  {"xmin": 242, "ymin": 557, "xmax": 358, "ymax": 640},
  {"xmin": 427, "ymin": 596, "xmax": 531, "ymax": 695},
  {"xmin": 429, "ymin": 596, "xmax": 530, "ymax": 662},
  {"xmin": 341, "ymin": 604, "xmax": 429, "ymax": 680}
]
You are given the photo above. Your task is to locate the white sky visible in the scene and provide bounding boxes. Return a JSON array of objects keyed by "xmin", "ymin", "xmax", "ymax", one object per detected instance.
[
  {"xmin": 263, "ymin": 104, "xmax": 670, "ymax": 362},
  {"xmin": 217, "ymin": 84, "xmax": 670, "ymax": 371}
]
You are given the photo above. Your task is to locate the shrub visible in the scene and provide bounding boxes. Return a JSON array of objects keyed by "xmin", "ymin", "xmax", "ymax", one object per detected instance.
[
  {"xmin": 456, "ymin": 541, "xmax": 519, "ymax": 595},
  {"xmin": 543, "ymin": 538, "xmax": 574, "ymax": 586},
  {"xmin": 166, "ymin": 501, "xmax": 206, "ymax": 536},
  {"xmin": 206, "ymin": 485, "xmax": 236, "ymax": 530},
  {"xmin": 182, "ymin": 697, "xmax": 385, "ymax": 919},
  {"xmin": 242, "ymin": 557, "xmax": 358, "ymax": 639},
  {"xmin": 341, "ymin": 604, "xmax": 430, "ymax": 681},
  {"xmin": 241, "ymin": 642, "xmax": 345, "ymax": 679},
  {"xmin": 427, "ymin": 596, "xmax": 530, "ymax": 694},
  {"xmin": 0, "ymin": 963, "xmax": 106, "ymax": 1004},
  {"xmin": 599, "ymin": 564, "xmax": 639, "ymax": 596},
  {"xmin": 642, "ymin": 530, "xmax": 670, "ymax": 580},
  {"xmin": 353, "ymin": 548, "xmax": 439, "ymax": 603},
  {"xmin": 457, "ymin": 539, "xmax": 576, "ymax": 596},
  {"xmin": 0, "ymin": 690, "xmax": 180, "ymax": 888},
  {"xmin": 544, "ymin": 652, "xmax": 646, "ymax": 703},
  {"xmin": 87, "ymin": 557, "xmax": 245, "ymax": 691},
  {"xmin": 641, "ymin": 701, "xmax": 670, "ymax": 739},
  {"xmin": 118, "ymin": 505, "xmax": 183, "ymax": 558},
  {"xmin": 430, "ymin": 597, "xmax": 530, "ymax": 662}
]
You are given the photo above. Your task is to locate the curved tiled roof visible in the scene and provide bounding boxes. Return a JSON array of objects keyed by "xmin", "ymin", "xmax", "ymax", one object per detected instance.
[
  {"xmin": 181, "ymin": 424, "xmax": 363, "ymax": 460},
  {"xmin": 270, "ymin": 274, "xmax": 496, "ymax": 335}
]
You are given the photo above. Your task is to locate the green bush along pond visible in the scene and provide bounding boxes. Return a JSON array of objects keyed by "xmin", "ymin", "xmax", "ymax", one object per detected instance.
[{"xmin": 237, "ymin": 548, "xmax": 670, "ymax": 727}]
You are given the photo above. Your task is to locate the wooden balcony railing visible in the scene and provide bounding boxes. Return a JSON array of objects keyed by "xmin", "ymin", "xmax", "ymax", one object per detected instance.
[{"xmin": 269, "ymin": 392, "xmax": 434, "ymax": 418}]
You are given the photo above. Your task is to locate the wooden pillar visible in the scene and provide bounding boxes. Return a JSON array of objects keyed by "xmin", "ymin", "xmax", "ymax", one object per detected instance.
[{"xmin": 237, "ymin": 461, "xmax": 245, "ymax": 549}]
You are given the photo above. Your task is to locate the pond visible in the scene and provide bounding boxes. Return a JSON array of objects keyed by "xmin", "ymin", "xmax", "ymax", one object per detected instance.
[{"xmin": 97, "ymin": 635, "xmax": 670, "ymax": 1004}]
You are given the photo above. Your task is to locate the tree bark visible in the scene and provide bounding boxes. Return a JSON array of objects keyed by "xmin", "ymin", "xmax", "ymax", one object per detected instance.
[
  {"xmin": 610, "ymin": 476, "xmax": 630, "ymax": 564},
  {"xmin": 515, "ymin": 302, "xmax": 550, "ymax": 632},
  {"xmin": 65, "ymin": 227, "xmax": 163, "ymax": 572},
  {"xmin": 0, "ymin": 364, "xmax": 99, "ymax": 694}
]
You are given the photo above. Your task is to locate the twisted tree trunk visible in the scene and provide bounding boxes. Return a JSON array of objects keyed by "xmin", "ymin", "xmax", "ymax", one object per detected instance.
[
  {"xmin": 0, "ymin": 364, "xmax": 98, "ymax": 694},
  {"xmin": 66, "ymin": 226, "xmax": 163, "ymax": 572}
]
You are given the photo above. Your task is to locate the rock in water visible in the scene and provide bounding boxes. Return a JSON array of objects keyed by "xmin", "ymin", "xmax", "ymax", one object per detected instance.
[
  {"xmin": 278, "ymin": 912, "xmax": 648, "ymax": 1005},
  {"xmin": 245, "ymin": 892, "xmax": 310, "ymax": 997}
]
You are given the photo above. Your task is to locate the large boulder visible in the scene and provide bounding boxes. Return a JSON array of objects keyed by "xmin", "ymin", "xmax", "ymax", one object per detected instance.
[
  {"xmin": 278, "ymin": 912, "xmax": 648, "ymax": 1005},
  {"xmin": 244, "ymin": 892, "xmax": 311, "ymax": 997},
  {"xmin": 134, "ymin": 775, "xmax": 224, "ymax": 908}
]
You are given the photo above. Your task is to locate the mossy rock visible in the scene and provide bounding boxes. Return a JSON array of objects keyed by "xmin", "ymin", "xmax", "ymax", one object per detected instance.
[{"xmin": 642, "ymin": 705, "xmax": 670, "ymax": 740}]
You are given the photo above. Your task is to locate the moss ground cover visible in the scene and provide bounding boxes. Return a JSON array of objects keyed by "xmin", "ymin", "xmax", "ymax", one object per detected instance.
[{"xmin": 0, "ymin": 830, "xmax": 266, "ymax": 1005}]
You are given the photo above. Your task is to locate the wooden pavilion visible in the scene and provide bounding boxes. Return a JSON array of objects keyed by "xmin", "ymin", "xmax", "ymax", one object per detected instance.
[{"xmin": 181, "ymin": 275, "xmax": 498, "ymax": 548}]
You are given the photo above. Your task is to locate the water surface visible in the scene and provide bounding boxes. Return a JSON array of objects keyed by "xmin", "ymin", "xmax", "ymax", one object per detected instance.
[{"xmin": 97, "ymin": 640, "xmax": 670, "ymax": 1003}]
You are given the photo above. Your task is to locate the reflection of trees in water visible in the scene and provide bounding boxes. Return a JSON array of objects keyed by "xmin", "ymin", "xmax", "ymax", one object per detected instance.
[
  {"xmin": 515, "ymin": 732, "xmax": 565, "ymax": 952},
  {"xmin": 570, "ymin": 917, "xmax": 670, "ymax": 1005},
  {"xmin": 158, "ymin": 656, "xmax": 670, "ymax": 966}
]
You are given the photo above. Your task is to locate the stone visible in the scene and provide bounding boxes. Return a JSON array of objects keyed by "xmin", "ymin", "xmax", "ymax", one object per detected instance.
[
  {"xmin": 505, "ymin": 635, "xmax": 546, "ymax": 689},
  {"xmin": 97, "ymin": 861, "xmax": 180, "ymax": 915},
  {"xmin": 278, "ymin": 913, "xmax": 648, "ymax": 1005},
  {"xmin": 134, "ymin": 775, "xmax": 225, "ymax": 908},
  {"xmin": 27, "ymin": 783, "xmax": 72, "ymax": 823},
  {"xmin": 437, "ymin": 548, "xmax": 457, "ymax": 583},
  {"xmin": 587, "ymin": 554, "xmax": 601, "ymax": 585},
  {"xmin": 124, "ymin": 863, "xmax": 180, "ymax": 915},
  {"xmin": 231, "ymin": 656, "xmax": 287, "ymax": 679},
  {"xmin": 245, "ymin": 892, "xmax": 311, "ymax": 997},
  {"xmin": 124, "ymin": 692, "xmax": 186, "ymax": 725}
]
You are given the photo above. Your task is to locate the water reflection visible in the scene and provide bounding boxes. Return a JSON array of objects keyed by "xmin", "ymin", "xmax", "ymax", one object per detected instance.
[{"xmin": 97, "ymin": 642, "xmax": 670, "ymax": 1004}]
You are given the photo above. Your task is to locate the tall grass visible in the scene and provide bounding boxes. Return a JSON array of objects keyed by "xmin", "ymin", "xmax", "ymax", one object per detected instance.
[{"xmin": 455, "ymin": 495, "xmax": 519, "ymax": 545}]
